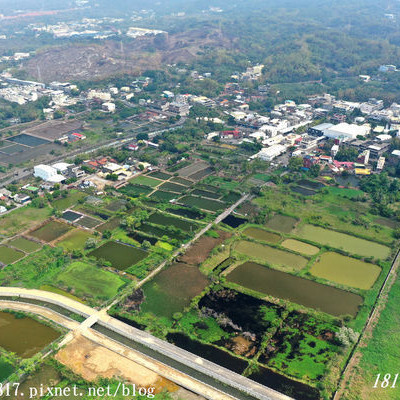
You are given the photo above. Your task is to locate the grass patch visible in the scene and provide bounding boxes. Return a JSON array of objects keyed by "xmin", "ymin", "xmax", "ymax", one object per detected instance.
[
  {"xmin": 7, "ymin": 237, "xmax": 41, "ymax": 253},
  {"xmin": 52, "ymin": 191, "xmax": 86, "ymax": 211},
  {"xmin": 56, "ymin": 229, "xmax": 94, "ymax": 252},
  {"xmin": 56, "ymin": 261, "xmax": 125, "ymax": 301},
  {"xmin": 0, "ymin": 206, "xmax": 52, "ymax": 237},
  {"xmin": 130, "ymin": 175, "xmax": 162, "ymax": 188},
  {"xmin": 0, "ymin": 245, "xmax": 25, "ymax": 264}
]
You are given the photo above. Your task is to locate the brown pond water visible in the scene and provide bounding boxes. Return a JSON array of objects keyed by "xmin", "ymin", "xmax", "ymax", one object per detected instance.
[
  {"xmin": 227, "ymin": 262, "xmax": 363, "ymax": 317},
  {"xmin": 0, "ymin": 311, "xmax": 60, "ymax": 358}
]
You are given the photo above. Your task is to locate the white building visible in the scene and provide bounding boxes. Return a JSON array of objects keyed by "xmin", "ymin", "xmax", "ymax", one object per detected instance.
[
  {"xmin": 256, "ymin": 144, "xmax": 287, "ymax": 161},
  {"xmin": 324, "ymin": 123, "xmax": 370, "ymax": 140},
  {"xmin": 102, "ymin": 102, "xmax": 116, "ymax": 113},
  {"xmin": 0, "ymin": 206, "xmax": 7, "ymax": 214},
  {"xmin": 87, "ymin": 90, "xmax": 111, "ymax": 101},
  {"xmin": 34, "ymin": 165, "xmax": 65, "ymax": 183}
]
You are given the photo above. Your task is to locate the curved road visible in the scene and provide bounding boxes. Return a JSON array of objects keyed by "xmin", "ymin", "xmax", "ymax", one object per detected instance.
[{"xmin": 0, "ymin": 287, "xmax": 293, "ymax": 400}]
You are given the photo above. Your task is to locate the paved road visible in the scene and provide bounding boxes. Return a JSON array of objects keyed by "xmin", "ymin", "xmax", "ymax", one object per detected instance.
[
  {"xmin": 0, "ymin": 121, "xmax": 183, "ymax": 188},
  {"xmin": 0, "ymin": 287, "xmax": 291, "ymax": 400}
]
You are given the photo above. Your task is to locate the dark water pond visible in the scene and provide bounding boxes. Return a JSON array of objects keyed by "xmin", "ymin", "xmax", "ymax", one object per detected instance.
[
  {"xmin": 167, "ymin": 333, "xmax": 248, "ymax": 374},
  {"xmin": 227, "ymin": 262, "xmax": 363, "ymax": 317},
  {"xmin": 89, "ymin": 241, "xmax": 147, "ymax": 270},
  {"xmin": 249, "ymin": 366, "xmax": 320, "ymax": 400},
  {"xmin": 222, "ymin": 215, "xmax": 247, "ymax": 228},
  {"xmin": 166, "ymin": 207, "xmax": 205, "ymax": 220}
]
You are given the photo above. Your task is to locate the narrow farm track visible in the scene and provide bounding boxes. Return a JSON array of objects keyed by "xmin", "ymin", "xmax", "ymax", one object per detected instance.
[
  {"xmin": 131, "ymin": 193, "xmax": 251, "ymax": 292},
  {"xmin": 333, "ymin": 248, "xmax": 400, "ymax": 400}
]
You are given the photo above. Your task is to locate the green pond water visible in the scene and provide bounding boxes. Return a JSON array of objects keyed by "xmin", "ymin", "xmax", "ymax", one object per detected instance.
[
  {"xmin": 266, "ymin": 215, "xmax": 297, "ymax": 233},
  {"xmin": 243, "ymin": 227, "xmax": 281, "ymax": 243},
  {"xmin": 296, "ymin": 225, "xmax": 391, "ymax": 259},
  {"xmin": 89, "ymin": 241, "xmax": 147, "ymax": 270},
  {"xmin": 235, "ymin": 241, "xmax": 307, "ymax": 270},
  {"xmin": 281, "ymin": 239, "xmax": 319, "ymax": 256},
  {"xmin": 0, "ymin": 311, "xmax": 60, "ymax": 358},
  {"xmin": 227, "ymin": 262, "xmax": 363, "ymax": 317},
  {"xmin": 180, "ymin": 195, "xmax": 225, "ymax": 212},
  {"xmin": 310, "ymin": 252, "xmax": 381, "ymax": 290},
  {"xmin": 148, "ymin": 212, "xmax": 198, "ymax": 232}
]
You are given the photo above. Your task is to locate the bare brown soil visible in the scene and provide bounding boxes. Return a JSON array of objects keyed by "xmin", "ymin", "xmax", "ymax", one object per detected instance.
[
  {"xmin": 22, "ymin": 29, "xmax": 233, "ymax": 82},
  {"xmin": 179, "ymin": 231, "xmax": 231, "ymax": 266},
  {"xmin": 56, "ymin": 334, "xmax": 179, "ymax": 394}
]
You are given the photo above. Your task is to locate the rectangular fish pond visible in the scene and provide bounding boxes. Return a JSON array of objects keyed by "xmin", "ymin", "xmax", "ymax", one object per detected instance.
[
  {"xmin": 0, "ymin": 311, "xmax": 60, "ymax": 358},
  {"xmin": 147, "ymin": 212, "xmax": 199, "ymax": 232},
  {"xmin": 295, "ymin": 224, "xmax": 391, "ymax": 259},
  {"xmin": 234, "ymin": 240, "xmax": 308, "ymax": 270},
  {"xmin": 227, "ymin": 261, "xmax": 363, "ymax": 317},
  {"xmin": 29, "ymin": 220, "xmax": 72, "ymax": 242},
  {"xmin": 89, "ymin": 241, "xmax": 147, "ymax": 270},
  {"xmin": 310, "ymin": 252, "xmax": 381, "ymax": 290}
]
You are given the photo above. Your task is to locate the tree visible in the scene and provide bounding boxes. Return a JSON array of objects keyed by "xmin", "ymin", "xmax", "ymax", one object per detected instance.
[{"xmin": 288, "ymin": 157, "xmax": 303, "ymax": 171}]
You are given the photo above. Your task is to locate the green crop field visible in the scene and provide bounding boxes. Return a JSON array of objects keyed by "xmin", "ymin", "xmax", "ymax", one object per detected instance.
[
  {"xmin": 0, "ymin": 206, "xmax": 52, "ymax": 237},
  {"xmin": 56, "ymin": 229, "xmax": 94, "ymax": 252},
  {"xmin": 130, "ymin": 175, "xmax": 162, "ymax": 188},
  {"xmin": 0, "ymin": 245, "xmax": 25, "ymax": 264},
  {"xmin": 56, "ymin": 261, "xmax": 125, "ymax": 301},
  {"xmin": 7, "ymin": 237, "xmax": 41, "ymax": 253}
]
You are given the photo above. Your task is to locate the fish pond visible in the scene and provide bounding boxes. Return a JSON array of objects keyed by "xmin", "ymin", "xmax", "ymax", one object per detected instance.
[
  {"xmin": 281, "ymin": 239, "xmax": 319, "ymax": 256},
  {"xmin": 242, "ymin": 227, "xmax": 281, "ymax": 243},
  {"xmin": 0, "ymin": 311, "xmax": 60, "ymax": 358},
  {"xmin": 57, "ymin": 229, "xmax": 94, "ymax": 252},
  {"xmin": 310, "ymin": 252, "xmax": 381, "ymax": 290},
  {"xmin": 265, "ymin": 215, "xmax": 297, "ymax": 233},
  {"xmin": 89, "ymin": 241, "xmax": 147, "ymax": 270},
  {"xmin": 166, "ymin": 207, "xmax": 205, "ymax": 220},
  {"xmin": 147, "ymin": 212, "xmax": 198, "ymax": 232},
  {"xmin": 249, "ymin": 366, "xmax": 320, "ymax": 400},
  {"xmin": 222, "ymin": 215, "xmax": 247, "ymax": 228},
  {"xmin": 179, "ymin": 195, "xmax": 225, "ymax": 212},
  {"xmin": 141, "ymin": 263, "xmax": 209, "ymax": 318},
  {"xmin": 61, "ymin": 210, "xmax": 82, "ymax": 222},
  {"xmin": 30, "ymin": 221, "xmax": 72, "ymax": 242},
  {"xmin": 167, "ymin": 332, "xmax": 248, "ymax": 374},
  {"xmin": 227, "ymin": 262, "xmax": 363, "ymax": 317},
  {"xmin": 295, "ymin": 224, "xmax": 391, "ymax": 259},
  {"xmin": 235, "ymin": 241, "xmax": 307, "ymax": 270}
]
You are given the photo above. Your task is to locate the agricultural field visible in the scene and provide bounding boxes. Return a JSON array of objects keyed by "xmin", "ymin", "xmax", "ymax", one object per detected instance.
[
  {"xmin": 6, "ymin": 237, "xmax": 41, "ymax": 253},
  {"xmin": 140, "ymin": 263, "xmax": 209, "ymax": 318},
  {"xmin": 0, "ymin": 245, "xmax": 25, "ymax": 265},
  {"xmin": 130, "ymin": 175, "xmax": 162, "ymax": 188},
  {"xmin": 29, "ymin": 220, "xmax": 72, "ymax": 243},
  {"xmin": 0, "ymin": 206, "xmax": 52, "ymax": 237},
  {"xmin": 56, "ymin": 229, "xmax": 94, "ymax": 252},
  {"xmin": 56, "ymin": 261, "xmax": 126, "ymax": 301}
]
